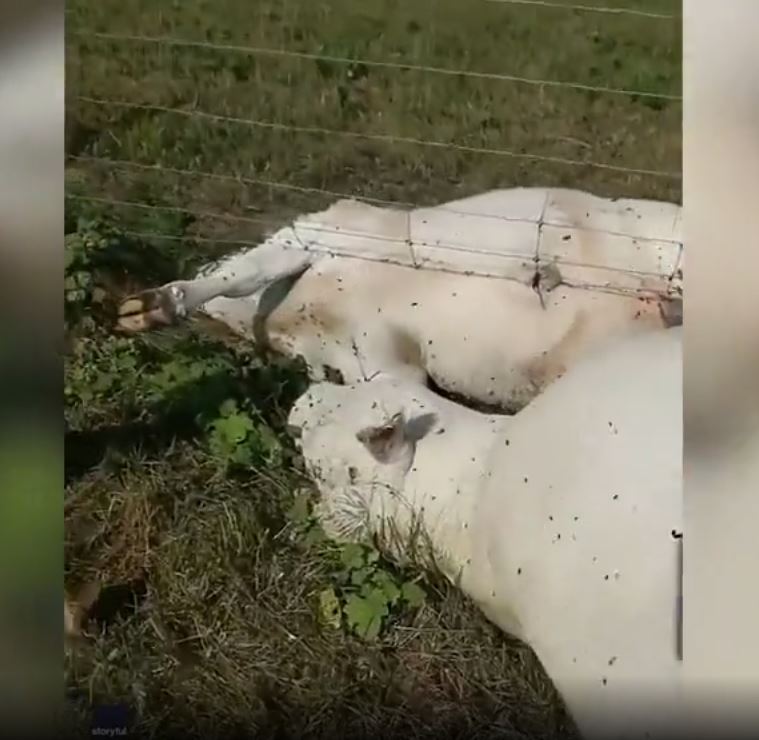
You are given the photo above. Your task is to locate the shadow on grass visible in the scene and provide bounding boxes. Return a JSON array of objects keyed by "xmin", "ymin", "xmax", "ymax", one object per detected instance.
[{"xmin": 65, "ymin": 351, "xmax": 308, "ymax": 485}]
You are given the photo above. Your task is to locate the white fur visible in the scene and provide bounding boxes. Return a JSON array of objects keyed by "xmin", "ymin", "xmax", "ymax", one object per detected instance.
[{"xmin": 288, "ymin": 327, "xmax": 684, "ymax": 739}]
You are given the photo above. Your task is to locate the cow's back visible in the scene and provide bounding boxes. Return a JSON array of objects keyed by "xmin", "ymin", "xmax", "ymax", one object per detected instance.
[{"xmin": 472, "ymin": 327, "xmax": 683, "ymax": 738}]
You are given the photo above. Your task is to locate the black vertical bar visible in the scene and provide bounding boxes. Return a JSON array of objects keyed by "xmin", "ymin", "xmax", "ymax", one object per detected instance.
[{"xmin": 676, "ymin": 534, "xmax": 683, "ymax": 660}]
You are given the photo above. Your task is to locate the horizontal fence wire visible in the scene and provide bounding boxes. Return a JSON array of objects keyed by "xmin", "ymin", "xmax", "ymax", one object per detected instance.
[
  {"xmin": 65, "ymin": 192, "xmax": 283, "ymax": 230},
  {"xmin": 111, "ymin": 230, "xmax": 261, "ymax": 248},
  {"xmin": 484, "ymin": 0, "xmax": 679, "ymax": 20},
  {"xmin": 75, "ymin": 96, "xmax": 682, "ymax": 179},
  {"xmin": 68, "ymin": 154, "xmax": 414, "ymax": 209},
  {"xmin": 66, "ymin": 186, "xmax": 684, "ymax": 280},
  {"xmin": 63, "ymin": 1, "xmax": 680, "ymax": 19},
  {"xmin": 67, "ymin": 191, "xmax": 414, "ymax": 247},
  {"xmin": 72, "ymin": 30, "xmax": 682, "ymax": 102},
  {"xmin": 64, "ymin": 214, "xmax": 675, "ymax": 297},
  {"xmin": 68, "ymin": 154, "xmax": 682, "ymax": 242}
]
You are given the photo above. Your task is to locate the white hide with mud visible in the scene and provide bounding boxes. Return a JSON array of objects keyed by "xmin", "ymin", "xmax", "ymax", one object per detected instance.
[
  {"xmin": 287, "ymin": 327, "xmax": 683, "ymax": 740},
  {"xmin": 118, "ymin": 187, "xmax": 683, "ymax": 412}
]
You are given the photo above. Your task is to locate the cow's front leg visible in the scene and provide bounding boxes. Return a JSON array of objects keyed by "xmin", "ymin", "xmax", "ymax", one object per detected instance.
[
  {"xmin": 117, "ymin": 271, "xmax": 274, "ymax": 333},
  {"xmin": 116, "ymin": 243, "xmax": 314, "ymax": 333}
]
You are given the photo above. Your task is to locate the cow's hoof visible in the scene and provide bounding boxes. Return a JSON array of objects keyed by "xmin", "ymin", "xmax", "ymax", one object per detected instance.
[{"xmin": 116, "ymin": 284, "xmax": 187, "ymax": 333}]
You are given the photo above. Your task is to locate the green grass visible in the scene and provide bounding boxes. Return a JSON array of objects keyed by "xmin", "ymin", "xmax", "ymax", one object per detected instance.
[{"xmin": 64, "ymin": 1, "xmax": 681, "ymax": 737}]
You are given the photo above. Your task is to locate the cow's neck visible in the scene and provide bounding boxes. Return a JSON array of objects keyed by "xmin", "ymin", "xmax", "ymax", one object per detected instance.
[
  {"xmin": 368, "ymin": 413, "xmax": 504, "ymax": 585},
  {"xmin": 381, "ymin": 410, "xmax": 549, "ymax": 642}
]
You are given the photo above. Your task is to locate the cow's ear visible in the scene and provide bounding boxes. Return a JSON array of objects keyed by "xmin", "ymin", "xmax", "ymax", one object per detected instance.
[{"xmin": 356, "ymin": 412, "xmax": 408, "ymax": 464}]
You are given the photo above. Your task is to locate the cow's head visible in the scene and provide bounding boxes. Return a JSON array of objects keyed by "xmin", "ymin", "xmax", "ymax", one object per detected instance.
[{"xmin": 287, "ymin": 375, "xmax": 438, "ymax": 543}]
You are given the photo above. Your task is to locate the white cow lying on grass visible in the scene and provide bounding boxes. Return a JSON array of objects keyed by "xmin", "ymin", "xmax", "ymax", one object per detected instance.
[
  {"xmin": 118, "ymin": 188, "xmax": 683, "ymax": 412},
  {"xmin": 287, "ymin": 326, "xmax": 683, "ymax": 740}
]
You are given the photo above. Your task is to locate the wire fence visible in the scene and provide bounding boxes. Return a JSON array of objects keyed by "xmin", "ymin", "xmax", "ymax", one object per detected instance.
[
  {"xmin": 67, "ymin": 156, "xmax": 681, "ymax": 243},
  {"xmin": 72, "ymin": 30, "xmax": 682, "ymax": 102},
  {"xmin": 75, "ymin": 96, "xmax": 681, "ymax": 179},
  {"xmin": 67, "ymin": 0, "xmax": 682, "ymax": 293},
  {"xmin": 65, "ymin": 179, "xmax": 684, "ymax": 301}
]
